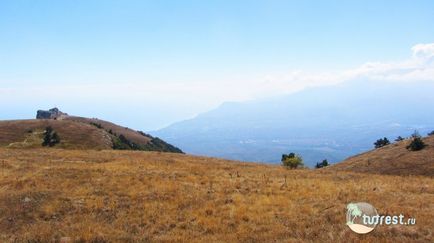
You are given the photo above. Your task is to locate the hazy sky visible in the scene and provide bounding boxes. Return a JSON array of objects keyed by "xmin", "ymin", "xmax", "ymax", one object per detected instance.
[{"xmin": 1, "ymin": 1, "xmax": 434, "ymax": 130}]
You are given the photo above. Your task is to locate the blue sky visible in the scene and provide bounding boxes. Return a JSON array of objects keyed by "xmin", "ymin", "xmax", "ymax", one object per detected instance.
[{"xmin": 1, "ymin": 1, "xmax": 434, "ymax": 130}]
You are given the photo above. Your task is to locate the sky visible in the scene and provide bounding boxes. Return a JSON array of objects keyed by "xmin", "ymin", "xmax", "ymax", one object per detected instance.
[{"xmin": 1, "ymin": 1, "xmax": 434, "ymax": 130}]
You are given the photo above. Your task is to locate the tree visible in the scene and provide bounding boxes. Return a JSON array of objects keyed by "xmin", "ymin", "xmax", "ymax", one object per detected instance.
[
  {"xmin": 428, "ymin": 131, "xmax": 434, "ymax": 136},
  {"xmin": 411, "ymin": 130, "xmax": 421, "ymax": 138},
  {"xmin": 407, "ymin": 137, "xmax": 426, "ymax": 151},
  {"xmin": 395, "ymin": 136, "xmax": 404, "ymax": 142},
  {"xmin": 374, "ymin": 137, "xmax": 390, "ymax": 148},
  {"xmin": 42, "ymin": 126, "xmax": 60, "ymax": 147},
  {"xmin": 315, "ymin": 159, "xmax": 329, "ymax": 169},
  {"xmin": 281, "ymin": 153, "xmax": 295, "ymax": 162},
  {"xmin": 281, "ymin": 153, "xmax": 303, "ymax": 169}
]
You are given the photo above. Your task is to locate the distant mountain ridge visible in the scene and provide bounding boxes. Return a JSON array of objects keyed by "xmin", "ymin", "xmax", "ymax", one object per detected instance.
[
  {"xmin": 154, "ymin": 80, "xmax": 434, "ymax": 166},
  {"xmin": 0, "ymin": 108, "xmax": 183, "ymax": 153}
]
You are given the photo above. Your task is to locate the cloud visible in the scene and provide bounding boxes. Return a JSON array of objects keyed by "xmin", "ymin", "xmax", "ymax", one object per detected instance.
[
  {"xmin": 350, "ymin": 43, "xmax": 434, "ymax": 81},
  {"xmin": 259, "ymin": 43, "xmax": 434, "ymax": 96},
  {"xmin": 411, "ymin": 43, "xmax": 434, "ymax": 60}
]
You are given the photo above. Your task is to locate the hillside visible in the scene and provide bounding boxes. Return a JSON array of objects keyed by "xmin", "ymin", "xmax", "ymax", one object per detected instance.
[
  {"xmin": 0, "ymin": 119, "xmax": 112, "ymax": 150},
  {"xmin": 328, "ymin": 135, "xmax": 434, "ymax": 176},
  {"xmin": 0, "ymin": 148, "xmax": 433, "ymax": 242},
  {"xmin": 0, "ymin": 110, "xmax": 182, "ymax": 153}
]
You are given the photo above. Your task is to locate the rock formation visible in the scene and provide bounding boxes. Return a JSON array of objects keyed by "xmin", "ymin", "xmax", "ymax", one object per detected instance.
[{"xmin": 36, "ymin": 108, "xmax": 68, "ymax": 119}]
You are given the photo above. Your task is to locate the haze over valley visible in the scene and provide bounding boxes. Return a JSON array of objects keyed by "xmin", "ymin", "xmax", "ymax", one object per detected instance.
[{"xmin": 154, "ymin": 80, "xmax": 434, "ymax": 165}]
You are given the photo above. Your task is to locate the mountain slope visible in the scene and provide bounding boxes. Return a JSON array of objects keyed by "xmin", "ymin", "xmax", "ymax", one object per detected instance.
[
  {"xmin": 154, "ymin": 80, "xmax": 434, "ymax": 165},
  {"xmin": 0, "ymin": 148, "xmax": 432, "ymax": 242},
  {"xmin": 328, "ymin": 135, "xmax": 434, "ymax": 176},
  {"xmin": 0, "ymin": 112, "xmax": 182, "ymax": 153},
  {"xmin": 0, "ymin": 119, "xmax": 112, "ymax": 150}
]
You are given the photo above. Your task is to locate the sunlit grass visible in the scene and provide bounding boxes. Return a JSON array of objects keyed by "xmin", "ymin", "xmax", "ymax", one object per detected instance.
[{"xmin": 0, "ymin": 148, "xmax": 432, "ymax": 242}]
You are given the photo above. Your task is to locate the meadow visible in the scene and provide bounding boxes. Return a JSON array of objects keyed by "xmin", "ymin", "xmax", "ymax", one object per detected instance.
[{"xmin": 0, "ymin": 148, "xmax": 432, "ymax": 242}]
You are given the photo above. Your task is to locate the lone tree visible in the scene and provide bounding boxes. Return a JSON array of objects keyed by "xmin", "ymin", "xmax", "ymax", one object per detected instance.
[
  {"xmin": 395, "ymin": 136, "xmax": 404, "ymax": 142},
  {"xmin": 374, "ymin": 137, "xmax": 390, "ymax": 148},
  {"xmin": 411, "ymin": 130, "xmax": 421, "ymax": 138},
  {"xmin": 407, "ymin": 131, "xmax": 426, "ymax": 151},
  {"xmin": 42, "ymin": 126, "xmax": 60, "ymax": 147},
  {"xmin": 315, "ymin": 159, "xmax": 329, "ymax": 169},
  {"xmin": 281, "ymin": 153, "xmax": 303, "ymax": 169}
]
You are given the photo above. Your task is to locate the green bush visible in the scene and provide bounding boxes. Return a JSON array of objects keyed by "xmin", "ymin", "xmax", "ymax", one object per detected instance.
[
  {"xmin": 411, "ymin": 130, "xmax": 421, "ymax": 138},
  {"xmin": 395, "ymin": 136, "xmax": 404, "ymax": 142},
  {"xmin": 406, "ymin": 137, "xmax": 426, "ymax": 151},
  {"xmin": 281, "ymin": 153, "xmax": 303, "ymax": 169},
  {"xmin": 90, "ymin": 122, "xmax": 103, "ymax": 129},
  {"xmin": 374, "ymin": 137, "xmax": 390, "ymax": 148},
  {"xmin": 112, "ymin": 134, "xmax": 139, "ymax": 150},
  {"xmin": 42, "ymin": 126, "xmax": 60, "ymax": 147},
  {"xmin": 111, "ymin": 132, "xmax": 183, "ymax": 153},
  {"xmin": 315, "ymin": 159, "xmax": 329, "ymax": 169}
]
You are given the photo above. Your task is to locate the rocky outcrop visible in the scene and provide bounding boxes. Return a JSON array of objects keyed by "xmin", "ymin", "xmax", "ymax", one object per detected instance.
[{"xmin": 36, "ymin": 108, "xmax": 68, "ymax": 120}]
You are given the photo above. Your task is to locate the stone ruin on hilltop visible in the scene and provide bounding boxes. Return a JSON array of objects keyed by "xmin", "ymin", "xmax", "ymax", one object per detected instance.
[{"xmin": 36, "ymin": 108, "xmax": 68, "ymax": 120}]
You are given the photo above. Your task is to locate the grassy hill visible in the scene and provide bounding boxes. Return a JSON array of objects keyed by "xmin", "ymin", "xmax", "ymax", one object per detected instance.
[
  {"xmin": 328, "ymin": 135, "xmax": 434, "ymax": 176},
  {"xmin": 0, "ymin": 117, "xmax": 182, "ymax": 153},
  {"xmin": 0, "ymin": 148, "xmax": 432, "ymax": 242}
]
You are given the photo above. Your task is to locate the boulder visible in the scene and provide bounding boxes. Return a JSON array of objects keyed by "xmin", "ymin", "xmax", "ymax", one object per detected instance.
[{"xmin": 36, "ymin": 108, "xmax": 68, "ymax": 119}]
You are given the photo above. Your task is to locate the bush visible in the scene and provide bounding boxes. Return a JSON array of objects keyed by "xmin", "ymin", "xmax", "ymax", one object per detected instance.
[
  {"xmin": 428, "ymin": 131, "xmax": 434, "ymax": 136},
  {"xmin": 395, "ymin": 136, "xmax": 404, "ymax": 142},
  {"xmin": 42, "ymin": 126, "xmax": 60, "ymax": 147},
  {"xmin": 90, "ymin": 122, "xmax": 103, "ymax": 129},
  {"xmin": 411, "ymin": 130, "xmax": 421, "ymax": 138},
  {"xmin": 406, "ymin": 137, "xmax": 426, "ymax": 151},
  {"xmin": 315, "ymin": 159, "xmax": 329, "ymax": 169},
  {"xmin": 374, "ymin": 137, "xmax": 390, "ymax": 148},
  {"xmin": 112, "ymin": 134, "xmax": 139, "ymax": 150},
  {"xmin": 112, "ymin": 133, "xmax": 184, "ymax": 153},
  {"xmin": 281, "ymin": 153, "xmax": 303, "ymax": 169}
]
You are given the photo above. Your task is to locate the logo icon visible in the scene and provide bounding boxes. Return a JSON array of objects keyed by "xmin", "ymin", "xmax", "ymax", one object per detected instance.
[{"xmin": 346, "ymin": 202, "xmax": 378, "ymax": 234}]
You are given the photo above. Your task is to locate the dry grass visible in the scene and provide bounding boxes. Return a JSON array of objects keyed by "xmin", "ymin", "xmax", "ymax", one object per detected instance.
[
  {"xmin": 0, "ymin": 120, "xmax": 112, "ymax": 150},
  {"xmin": 330, "ymin": 135, "xmax": 434, "ymax": 176},
  {"xmin": 0, "ymin": 117, "xmax": 153, "ymax": 151},
  {"xmin": 64, "ymin": 116, "xmax": 152, "ymax": 145},
  {"xmin": 0, "ymin": 148, "xmax": 433, "ymax": 242}
]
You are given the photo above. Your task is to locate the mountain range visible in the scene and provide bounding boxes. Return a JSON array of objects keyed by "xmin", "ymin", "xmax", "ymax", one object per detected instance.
[{"xmin": 153, "ymin": 80, "xmax": 434, "ymax": 166}]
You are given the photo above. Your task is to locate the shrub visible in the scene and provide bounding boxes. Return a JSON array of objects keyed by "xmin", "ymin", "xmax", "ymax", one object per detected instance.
[
  {"xmin": 281, "ymin": 153, "xmax": 295, "ymax": 162},
  {"xmin": 90, "ymin": 122, "xmax": 103, "ymax": 129},
  {"xmin": 281, "ymin": 153, "xmax": 303, "ymax": 169},
  {"xmin": 138, "ymin": 131, "xmax": 151, "ymax": 137},
  {"xmin": 315, "ymin": 159, "xmax": 329, "ymax": 169},
  {"xmin": 406, "ymin": 137, "xmax": 426, "ymax": 151},
  {"xmin": 411, "ymin": 130, "xmax": 423, "ymax": 138},
  {"xmin": 147, "ymin": 137, "xmax": 184, "ymax": 153},
  {"xmin": 42, "ymin": 126, "xmax": 60, "ymax": 147},
  {"xmin": 374, "ymin": 137, "xmax": 390, "ymax": 148},
  {"xmin": 428, "ymin": 131, "xmax": 434, "ymax": 136},
  {"xmin": 112, "ymin": 134, "xmax": 138, "ymax": 150},
  {"xmin": 111, "ymin": 133, "xmax": 184, "ymax": 153},
  {"xmin": 395, "ymin": 136, "xmax": 404, "ymax": 142}
]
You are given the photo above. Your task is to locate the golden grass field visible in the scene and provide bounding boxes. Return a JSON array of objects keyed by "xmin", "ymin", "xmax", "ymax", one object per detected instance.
[
  {"xmin": 330, "ymin": 135, "xmax": 434, "ymax": 176},
  {"xmin": 0, "ymin": 148, "xmax": 433, "ymax": 242}
]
